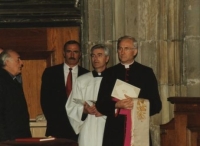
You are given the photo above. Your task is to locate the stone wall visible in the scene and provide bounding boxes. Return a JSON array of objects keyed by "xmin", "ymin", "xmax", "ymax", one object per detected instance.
[{"xmin": 81, "ymin": 0, "xmax": 200, "ymax": 127}]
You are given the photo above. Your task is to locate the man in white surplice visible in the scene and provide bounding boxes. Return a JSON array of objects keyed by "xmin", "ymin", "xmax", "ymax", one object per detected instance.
[{"xmin": 65, "ymin": 44, "xmax": 109, "ymax": 146}]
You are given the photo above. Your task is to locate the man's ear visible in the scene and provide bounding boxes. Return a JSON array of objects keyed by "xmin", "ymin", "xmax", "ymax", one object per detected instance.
[
  {"xmin": 79, "ymin": 53, "xmax": 82, "ymax": 59},
  {"xmin": 106, "ymin": 56, "xmax": 110, "ymax": 63},
  {"xmin": 134, "ymin": 49, "xmax": 138, "ymax": 56},
  {"xmin": 63, "ymin": 52, "xmax": 66, "ymax": 58}
]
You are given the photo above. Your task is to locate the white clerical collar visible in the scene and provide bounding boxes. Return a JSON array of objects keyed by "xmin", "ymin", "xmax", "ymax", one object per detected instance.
[
  {"xmin": 98, "ymin": 72, "xmax": 101, "ymax": 76},
  {"xmin": 121, "ymin": 61, "xmax": 134, "ymax": 68}
]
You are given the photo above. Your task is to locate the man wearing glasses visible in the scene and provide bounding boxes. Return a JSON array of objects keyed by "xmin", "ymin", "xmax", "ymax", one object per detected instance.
[{"xmin": 95, "ymin": 36, "xmax": 162, "ymax": 146}]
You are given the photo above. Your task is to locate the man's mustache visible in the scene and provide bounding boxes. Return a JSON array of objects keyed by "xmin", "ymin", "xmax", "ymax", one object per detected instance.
[{"xmin": 69, "ymin": 57, "xmax": 76, "ymax": 60}]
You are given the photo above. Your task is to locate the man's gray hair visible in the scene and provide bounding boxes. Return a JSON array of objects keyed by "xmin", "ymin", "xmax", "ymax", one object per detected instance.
[
  {"xmin": 0, "ymin": 49, "xmax": 12, "ymax": 67},
  {"xmin": 117, "ymin": 35, "xmax": 138, "ymax": 49},
  {"xmin": 90, "ymin": 44, "xmax": 109, "ymax": 56}
]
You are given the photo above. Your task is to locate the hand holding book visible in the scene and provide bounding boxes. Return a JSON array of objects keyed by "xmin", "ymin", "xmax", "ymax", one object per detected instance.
[
  {"xmin": 111, "ymin": 79, "xmax": 140, "ymax": 100},
  {"xmin": 115, "ymin": 95, "xmax": 134, "ymax": 109}
]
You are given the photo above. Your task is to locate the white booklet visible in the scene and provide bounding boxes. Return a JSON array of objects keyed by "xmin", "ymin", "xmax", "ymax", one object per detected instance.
[
  {"xmin": 111, "ymin": 79, "xmax": 140, "ymax": 100},
  {"xmin": 73, "ymin": 98, "xmax": 96, "ymax": 106}
]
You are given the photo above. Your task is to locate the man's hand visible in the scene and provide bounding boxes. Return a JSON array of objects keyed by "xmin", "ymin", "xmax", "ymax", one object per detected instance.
[
  {"xmin": 83, "ymin": 102, "xmax": 96, "ymax": 115},
  {"xmin": 83, "ymin": 102, "xmax": 103, "ymax": 117},
  {"xmin": 94, "ymin": 108, "xmax": 103, "ymax": 117},
  {"xmin": 115, "ymin": 94, "xmax": 134, "ymax": 109}
]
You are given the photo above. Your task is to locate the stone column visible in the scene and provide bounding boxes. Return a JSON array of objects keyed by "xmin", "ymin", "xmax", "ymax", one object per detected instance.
[{"xmin": 183, "ymin": 0, "xmax": 200, "ymax": 96}]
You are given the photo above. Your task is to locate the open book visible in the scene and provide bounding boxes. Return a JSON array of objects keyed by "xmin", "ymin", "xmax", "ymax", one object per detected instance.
[
  {"xmin": 15, "ymin": 137, "xmax": 55, "ymax": 142},
  {"xmin": 111, "ymin": 79, "xmax": 140, "ymax": 100}
]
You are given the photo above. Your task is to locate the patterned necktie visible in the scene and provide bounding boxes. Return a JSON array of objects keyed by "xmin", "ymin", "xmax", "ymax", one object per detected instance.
[
  {"xmin": 66, "ymin": 68, "xmax": 72, "ymax": 97},
  {"xmin": 125, "ymin": 68, "xmax": 130, "ymax": 82}
]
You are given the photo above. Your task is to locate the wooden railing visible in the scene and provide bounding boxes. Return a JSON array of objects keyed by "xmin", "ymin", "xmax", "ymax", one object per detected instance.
[{"xmin": 160, "ymin": 97, "xmax": 200, "ymax": 146}]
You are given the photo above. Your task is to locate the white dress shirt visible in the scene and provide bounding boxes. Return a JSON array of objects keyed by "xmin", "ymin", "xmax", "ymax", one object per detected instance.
[{"xmin": 63, "ymin": 63, "xmax": 78, "ymax": 86}]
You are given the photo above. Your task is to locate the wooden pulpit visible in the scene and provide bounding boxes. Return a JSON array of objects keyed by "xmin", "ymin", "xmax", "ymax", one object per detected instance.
[{"xmin": 160, "ymin": 97, "xmax": 200, "ymax": 146}]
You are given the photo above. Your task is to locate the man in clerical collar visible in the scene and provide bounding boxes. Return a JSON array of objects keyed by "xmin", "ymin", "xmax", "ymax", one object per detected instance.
[
  {"xmin": 0, "ymin": 49, "xmax": 31, "ymax": 142},
  {"xmin": 66, "ymin": 44, "xmax": 109, "ymax": 146},
  {"xmin": 95, "ymin": 36, "xmax": 162, "ymax": 146}
]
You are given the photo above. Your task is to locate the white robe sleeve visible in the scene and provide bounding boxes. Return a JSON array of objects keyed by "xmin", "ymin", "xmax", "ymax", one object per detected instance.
[
  {"xmin": 65, "ymin": 79, "xmax": 85, "ymax": 134},
  {"xmin": 66, "ymin": 73, "xmax": 107, "ymax": 146}
]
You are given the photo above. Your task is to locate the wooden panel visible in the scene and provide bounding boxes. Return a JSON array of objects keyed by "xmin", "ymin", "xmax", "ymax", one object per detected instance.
[
  {"xmin": 0, "ymin": 27, "xmax": 80, "ymax": 119},
  {"xmin": 47, "ymin": 27, "xmax": 80, "ymax": 65},
  {"xmin": 161, "ymin": 129, "xmax": 175, "ymax": 146},
  {"xmin": 22, "ymin": 59, "xmax": 47, "ymax": 119},
  {"xmin": 160, "ymin": 118, "xmax": 175, "ymax": 146},
  {"xmin": 160, "ymin": 97, "xmax": 200, "ymax": 146},
  {"xmin": 174, "ymin": 114, "xmax": 187, "ymax": 146},
  {"xmin": 0, "ymin": 28, "xmax": 47, "ymax": 51},
  {"xmin": 187, "ymin": 127, "xmax": 200, "ymax": 146}
]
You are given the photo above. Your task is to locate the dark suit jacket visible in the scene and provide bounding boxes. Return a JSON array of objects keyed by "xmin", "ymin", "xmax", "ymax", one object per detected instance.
[
  {"xmin": 40, "ymin": 63, "xmax": 89, "ymax": 141},
  {"xmin": 0, "ymin": 68, "xmax": 31, "ymax": 142},
  {"xmin": 96, "ymin": 62, "xmax": 162, "ymax": 146}
]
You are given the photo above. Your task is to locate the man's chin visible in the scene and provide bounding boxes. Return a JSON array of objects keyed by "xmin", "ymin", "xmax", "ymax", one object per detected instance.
[
  {"xmin": 120, "ymin": 60, "xmax": 127, "ymax": 63},
  {"xmin": 67, "ymin": 61, "xmax": 79, "ymax": 66},
  {"xmin": 92, "ymin": 63, "xmax": 100, "ymax": 67}
]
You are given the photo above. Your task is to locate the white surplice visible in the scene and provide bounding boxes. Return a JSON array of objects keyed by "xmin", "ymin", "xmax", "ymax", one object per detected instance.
[{"xmin": 65, "ymin": 72, "xmax": 106, "ymax": 146}]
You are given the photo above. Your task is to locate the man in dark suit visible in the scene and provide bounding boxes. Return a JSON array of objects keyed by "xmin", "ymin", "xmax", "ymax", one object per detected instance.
[
  {"xmin": 95, "ymin": 36, "xmax": 162, "ymax": 146},
  {"xmin": 40, "ymin": 40, "xmax": 89, "ymax": 141},
  {"xmin": 0, "ymin": 49, "xmax": 31, "ymax": 142}
]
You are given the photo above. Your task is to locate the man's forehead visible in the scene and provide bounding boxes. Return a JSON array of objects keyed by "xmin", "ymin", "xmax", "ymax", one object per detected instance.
[
  {"xmin": 92, "ymin": 48, "xmax": 104, "ymax": 53},
  {"xmin": 9, "ymin": 51, "xmax": 20, "ymax": 58},
  {"xmin": 120, "ymin": 39, "xmax": 133, "ymax": 44},
  {"xmin": 66, "ymin": 44, "xmax": 80, "ymax": 50}
]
